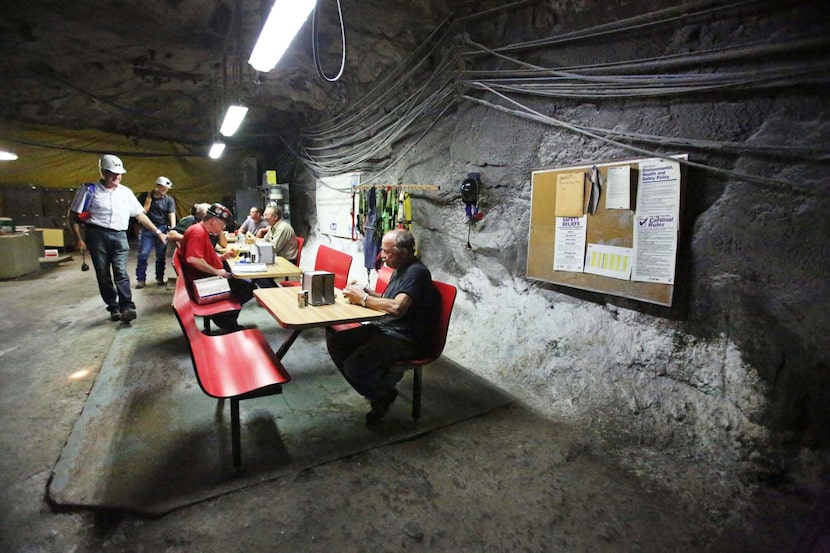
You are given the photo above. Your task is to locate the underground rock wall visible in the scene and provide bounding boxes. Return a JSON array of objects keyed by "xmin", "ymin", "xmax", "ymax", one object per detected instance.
[{"xmin": 283, "ymin": 0, "xmax": 829, "ymax": 505}]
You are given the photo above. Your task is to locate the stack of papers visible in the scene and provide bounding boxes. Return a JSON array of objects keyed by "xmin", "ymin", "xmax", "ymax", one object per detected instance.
[{"xmin": 232, "ymin": 263, "xmax": 267, "ymax": 273}]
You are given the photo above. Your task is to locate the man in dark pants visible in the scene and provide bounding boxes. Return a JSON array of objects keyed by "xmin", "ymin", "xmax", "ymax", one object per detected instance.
[
  {"xmin": 180, "ymin": 203, "xmax": 254, "ymax": 330},
  {"xmin": 135, "ymin": 176, "xmax": 176, "ymax": 287},
  {"xmin": 69, "ymin": 154, "xmax": 168, "ymax": 322},
  {"xmin": 326, "ymin": 228, "xmax": 439, "ymax": 425}
]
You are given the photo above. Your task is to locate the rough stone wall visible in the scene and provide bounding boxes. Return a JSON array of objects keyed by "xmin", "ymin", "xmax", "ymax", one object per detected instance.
[{"xmin": 286, "ymin": 0, "xmax": 829, "ymax": 504}]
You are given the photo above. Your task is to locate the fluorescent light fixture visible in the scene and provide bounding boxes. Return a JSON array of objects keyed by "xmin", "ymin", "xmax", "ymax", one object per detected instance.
[
  {"xmin": 208, "ymin": 142, "xmax": 226, "ymax": 159},
  {"xmin": 219, "ymin": 105, "xmax": 248, "ymax": 137},
  {"xmin": 249, "ymin": 0, "xmax": 316, "ymax": 73},
  {"xmin": 0, "ymin": 150, "xmax": 18, "ymax": 161}
]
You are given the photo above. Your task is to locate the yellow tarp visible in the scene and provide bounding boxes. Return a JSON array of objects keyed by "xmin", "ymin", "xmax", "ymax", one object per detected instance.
[{"xmin": 0, "ymin": 120, "xmax": 254, "ymax": 218}]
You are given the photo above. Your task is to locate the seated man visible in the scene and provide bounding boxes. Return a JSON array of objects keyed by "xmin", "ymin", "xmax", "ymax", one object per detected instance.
[
  {"xmin": 326, "ymin": 229, "xmax": 440, "ymax": 425},
  {"xmin": 237, "ymin": 206, "xmax": 268, "ymax": 237},
  {"xmin": 261, "ymin": 206, "xmax": 298, "ymax": 263},
  {"xmin": 253, "ymin": 206, "xmax": 299, "ymax": 288},
  {"xmin": 167, "ymin": 202, "xmax": 227, "ymax": 249},
  {"xmin": 180, "ymin": 203, "xmax": 254, "ymax": 330}
]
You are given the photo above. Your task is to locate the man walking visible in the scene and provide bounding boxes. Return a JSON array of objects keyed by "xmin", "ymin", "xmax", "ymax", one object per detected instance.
[
  {"xmin": 69, "ymin": 154, "xmax": 168, "ymax": 322},
  {"xmin": 135, "ymin": 176, "xmax": 176, "ymax": 287}
]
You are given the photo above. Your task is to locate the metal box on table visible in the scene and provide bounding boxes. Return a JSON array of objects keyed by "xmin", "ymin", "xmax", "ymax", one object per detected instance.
[
  {"xmin": 254, "ymin": 242, "xmax": 274, "ymax": 264},
  {"xmin": 302, "ymin": 270, "xmax": 335, "ymax": 306}
]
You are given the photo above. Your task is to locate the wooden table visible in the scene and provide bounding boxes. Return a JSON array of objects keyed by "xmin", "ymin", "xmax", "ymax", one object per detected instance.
[
  {"xmin": 228, "ymin": 257, "xmax": 302, "ymax": 280},
  {"xmin": 254, "ymin": 287, "xmax": 385, "ymax": 358}
]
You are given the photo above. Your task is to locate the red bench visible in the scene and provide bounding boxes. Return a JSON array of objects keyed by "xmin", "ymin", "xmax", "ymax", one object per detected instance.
[
  {"xmin": 172, "ymin": 248, "xmax": 241, "ymax": 334},
  {"xmin": 172, "ymin": 284, "xmax": 291, "ymax": 470}
]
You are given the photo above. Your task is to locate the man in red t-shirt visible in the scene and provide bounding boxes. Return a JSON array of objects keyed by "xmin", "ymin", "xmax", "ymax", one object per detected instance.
[{"xmin": 181, "ymin": 203, "xmax": 254, "ymax": 330}]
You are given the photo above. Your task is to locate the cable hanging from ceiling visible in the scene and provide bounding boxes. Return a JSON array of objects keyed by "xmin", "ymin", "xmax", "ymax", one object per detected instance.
[
  {"xmin": 285, "ymin": 0, "xmax": 827, "ymax": 193},
  {"xmin": 293, "ymin": 14, "xmax": 461, "ymax": 179},
  {"xmin": 312, "ymin": 0, "xmax": 347, "ymax": 82}
]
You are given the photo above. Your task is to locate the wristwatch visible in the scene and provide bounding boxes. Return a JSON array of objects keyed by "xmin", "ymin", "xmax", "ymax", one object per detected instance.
[{"xmin": 361, "ymin": 291, "xmax": 369, "ymax": 307}]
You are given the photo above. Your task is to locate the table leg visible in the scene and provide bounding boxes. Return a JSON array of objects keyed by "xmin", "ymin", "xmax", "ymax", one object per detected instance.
[{"xmin": 276, "ymin": 329, "xmax": 302, "ymax": 359}]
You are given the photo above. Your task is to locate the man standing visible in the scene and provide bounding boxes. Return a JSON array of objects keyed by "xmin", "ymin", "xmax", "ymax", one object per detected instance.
[
  {"xmin": 326, "ymin": 229, "xmax": 439, "ymax": 425},
  {"xmin": 135, "ymin": 176, "xmax": 176, "ymax": 287},
  {"xmin": 69, "ymin": 154, "xmax": 168, "ymax": 322},
  {"xmin": 261, "ymin": 206, "xmax": 298, "ymax": 263}
]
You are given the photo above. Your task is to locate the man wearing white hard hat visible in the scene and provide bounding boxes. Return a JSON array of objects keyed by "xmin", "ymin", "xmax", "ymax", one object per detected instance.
[
  {"xmin": 69, "ymin": 154, "xmax": 168, "ymax": 323},
  {"xmin": 135, "ymin": 176, "xmax": 176, "ymax": 288}
]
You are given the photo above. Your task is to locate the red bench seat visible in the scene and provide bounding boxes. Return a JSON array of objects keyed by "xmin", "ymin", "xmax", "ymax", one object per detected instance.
[{"xmin": 172, "ymin": 284, "xmax": 290, "ymax": 470}]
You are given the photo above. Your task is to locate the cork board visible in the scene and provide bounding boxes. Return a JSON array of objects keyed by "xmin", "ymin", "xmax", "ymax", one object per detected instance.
[{"xmin": 527, "ymin": 155, "xmax": 686, "ymax": 307}]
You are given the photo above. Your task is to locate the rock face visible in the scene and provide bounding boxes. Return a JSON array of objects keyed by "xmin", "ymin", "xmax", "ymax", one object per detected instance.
[
  {"xmin": 283, "ymin": 0, "xmax": 830, "ymax": 504},
  {"xmin": 0, "ymin": 0, "xmax": 454, "ymax": 149}
]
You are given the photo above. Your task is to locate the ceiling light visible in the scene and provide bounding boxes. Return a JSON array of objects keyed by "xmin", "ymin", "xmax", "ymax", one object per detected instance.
[
  {"xmin": 208, "ymin": 142, "xmax": 226, "ymax": 159},
  {"xmin": 0, "ymin": 150, "xmax": 18, "ymax": 161},
  {"xmin": 219, "ymin": 105, "xmax": 248, "ymax": 137},
  {"xmin": 249, "ymin": 0, "xmax": 316, "ymax": 73}
]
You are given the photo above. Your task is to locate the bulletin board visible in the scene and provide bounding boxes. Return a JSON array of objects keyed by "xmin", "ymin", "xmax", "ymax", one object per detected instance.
[{"xmin": 527, "ymin": 155, "xmax": 686, "ymax": 307}]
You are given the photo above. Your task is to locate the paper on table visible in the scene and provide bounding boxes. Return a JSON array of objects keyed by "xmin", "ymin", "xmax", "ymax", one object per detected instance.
[{"xmin": 232, "ymin": 263, "xmax": 268, "ymax": 273}]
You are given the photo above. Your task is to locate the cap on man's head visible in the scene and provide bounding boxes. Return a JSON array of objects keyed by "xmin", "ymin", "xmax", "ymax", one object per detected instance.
[
  {"xmin": 206, "ymin": 203, "xmax": 232, "ymax": 222},
  {"xmin": 155, "ymin": 176, "xmax": 173, "ymax": 188}
]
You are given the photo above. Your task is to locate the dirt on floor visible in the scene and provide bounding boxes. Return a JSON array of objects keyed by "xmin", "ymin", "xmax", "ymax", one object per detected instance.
[{"xmin": 1, "ymin": 258, "xmax": 827, "ymax": 553}]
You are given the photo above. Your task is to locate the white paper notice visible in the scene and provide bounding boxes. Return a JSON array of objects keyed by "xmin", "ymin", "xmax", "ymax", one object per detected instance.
[
  {"xmin": 636, "ymin": 159, "xmax": 680, "ymax": 217},
  {"xmin": 584, "ymin": 244, "xmax": 633, "ymax": 280},
  {"xmin": 632, "ymin": 214, "xmax": 678, "ymax": 284},
  {"xmin": 605, "ymin": 165, "xmax": 631, "ymax": 210},
  {"xmin": 553, "ymin": 216, "xmax": 587, "ymax": 272}
]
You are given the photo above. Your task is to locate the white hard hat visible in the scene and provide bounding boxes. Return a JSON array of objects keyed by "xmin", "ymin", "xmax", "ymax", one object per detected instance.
[
  {"xmin": 155, "ymin": 176, "xmax": 172, "ymax": 188},
  {"xmin": 99, "ymin": 154, "xmax": 127, "ymax": 175}
]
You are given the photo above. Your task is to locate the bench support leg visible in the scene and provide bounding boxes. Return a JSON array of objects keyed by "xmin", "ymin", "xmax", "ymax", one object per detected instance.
[
  {"xmin": 231, "ymin": 398, "xmax": 241, "ymax": 471},
  {"xmin": 412, "ymin": 366, "xmax": 422, "ymax": 420}
]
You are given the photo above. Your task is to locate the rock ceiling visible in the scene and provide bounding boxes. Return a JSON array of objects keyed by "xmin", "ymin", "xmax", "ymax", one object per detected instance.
[{"xmin": 0, "ymin": 0, "xmax": 455, "ymax": 153}]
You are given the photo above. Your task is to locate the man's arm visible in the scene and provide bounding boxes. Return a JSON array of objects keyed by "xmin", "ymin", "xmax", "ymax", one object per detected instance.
[
  {"xmin": 68, "ymin": 211, "xmax": 86, "ymax": 252},
  {"xmin": 167, "ymin": 229, "xmax": 184, "ymax": 243},
  {"xmin": 342, "ymin": 286, "xmax": 413, "ymax": 317},
  {"xmin": 185, "ymin": 254, "xmax": 230, "ymax": 278},
  {"xmin": 135, "ymin": 212, "xmax": 168, "ymax": 244}
]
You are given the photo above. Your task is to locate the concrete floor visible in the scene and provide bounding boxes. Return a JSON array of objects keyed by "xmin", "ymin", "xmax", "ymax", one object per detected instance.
[{"xmin": 0, "ymin": 251, "xmax": 828, "ymax": 552}]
